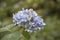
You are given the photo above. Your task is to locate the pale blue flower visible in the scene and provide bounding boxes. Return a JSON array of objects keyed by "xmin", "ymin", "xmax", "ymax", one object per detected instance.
[{"xmin": 13, "ymin": 8, "xmax": 46, "ymax": 32}]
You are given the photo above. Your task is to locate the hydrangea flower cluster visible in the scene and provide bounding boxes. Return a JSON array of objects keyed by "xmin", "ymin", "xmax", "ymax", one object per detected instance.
[{"xmin": 13, "ymin": 8, "xmax": 46, "ymax": 32}]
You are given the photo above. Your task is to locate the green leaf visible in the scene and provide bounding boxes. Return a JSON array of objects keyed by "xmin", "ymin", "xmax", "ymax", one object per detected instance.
[
  {"xmin": 0, "ymin": 31, "xmax": 10, "ymax": 39},
  {"xmin": 0, "ymin": 24, "xmax": 15, "ymax": 32},
  {"xmin": 22, "ymin": 31, "xmax": 30, "ymax": 40},
  {"xmin": 1, "ymin": 32, "xmax": 22, "ymax": 40}
]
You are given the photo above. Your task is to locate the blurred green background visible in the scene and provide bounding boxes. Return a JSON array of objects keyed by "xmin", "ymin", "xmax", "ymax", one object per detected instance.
[{"xmin": 0, "ymin": 0, "xmax": 60, "ymax": 40}]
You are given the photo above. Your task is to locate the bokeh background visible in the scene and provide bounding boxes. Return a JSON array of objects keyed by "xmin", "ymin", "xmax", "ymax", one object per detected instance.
[{"xmin": 0, "ymin": 0, "xmax": 60, "ymax": 40}]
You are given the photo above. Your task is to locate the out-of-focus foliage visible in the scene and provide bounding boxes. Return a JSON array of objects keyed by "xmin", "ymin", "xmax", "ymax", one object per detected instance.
[{"xmin": 0, "ymin": 0, "xmax": 60, "ymax": 40}]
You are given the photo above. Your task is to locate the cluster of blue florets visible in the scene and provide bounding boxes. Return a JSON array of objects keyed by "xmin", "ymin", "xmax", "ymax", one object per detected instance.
[{"xmin": 13, "ymin": 8, "xmax": 46, "ymax": 32}]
